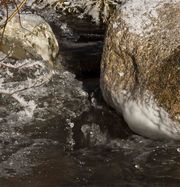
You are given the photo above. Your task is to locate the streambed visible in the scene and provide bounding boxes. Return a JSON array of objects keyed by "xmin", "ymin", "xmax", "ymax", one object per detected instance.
[{"xmin": 0, "ymin": 9, "xmax": 180, "ymax": 187}]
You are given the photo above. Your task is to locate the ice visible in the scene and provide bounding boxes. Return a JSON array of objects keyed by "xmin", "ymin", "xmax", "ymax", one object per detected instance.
[{"xmin": 28, "ymin": 0, "xmax": 125, "ymax": 24}]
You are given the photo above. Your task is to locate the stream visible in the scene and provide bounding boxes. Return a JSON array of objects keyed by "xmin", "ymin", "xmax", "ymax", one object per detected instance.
[{"xmin": 0, "ymin": 8, "xmax": 180, "ymax": 187}]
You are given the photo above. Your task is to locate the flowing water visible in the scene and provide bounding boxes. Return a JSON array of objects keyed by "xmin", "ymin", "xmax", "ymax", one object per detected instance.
[{"xmin": 0, "ymin": 8, "xmax": 180, "ymax": 187}]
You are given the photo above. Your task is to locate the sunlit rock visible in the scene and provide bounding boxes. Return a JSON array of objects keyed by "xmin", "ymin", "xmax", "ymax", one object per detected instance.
[
  {"xmin": 0, "ymin": 13, "xmax": 59, "ymax": 67},
  {"xmin": 28, "ymin": 0, "xmax": 125, "ymax": 24},
  {"xmin": 100, "ymin": 0, "xmax": 180, "ymax": 140}
]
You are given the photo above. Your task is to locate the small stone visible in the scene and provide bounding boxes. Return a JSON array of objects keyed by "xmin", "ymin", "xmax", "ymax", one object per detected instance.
[
  {"xmin": 134, "ymin": 164, "xmax": 140, "ymax": 169},
  {"xmin": 177, "ymin": 148, "xmax": 180, "ymax": 153}
]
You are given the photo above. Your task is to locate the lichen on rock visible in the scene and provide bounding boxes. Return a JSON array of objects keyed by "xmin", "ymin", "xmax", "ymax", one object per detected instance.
[{"xmin": 100, "ymin": 0, "xmax": 180, "ymax": 139}]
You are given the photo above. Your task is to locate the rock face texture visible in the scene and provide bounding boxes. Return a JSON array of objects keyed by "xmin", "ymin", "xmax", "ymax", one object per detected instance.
[
  {"xmin": 28, "ymin": 0, "xmax": 125, "ymax": 24},
  {"xmin": 100, "ymin": 0, "xmax": 180, "ymax": 139},
  {"xmin": 0, "ymin": 14, "xmax": 59, "ymax": 66}
]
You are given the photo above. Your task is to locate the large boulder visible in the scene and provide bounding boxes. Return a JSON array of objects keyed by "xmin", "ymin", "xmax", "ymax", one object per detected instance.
[
  {"xmin": 100, "ymin": 0, "xmax": 180, "ymax": 140},
  {"xmin": 0, "ymin": 13, "xmax": 59, "ymax": 67}
]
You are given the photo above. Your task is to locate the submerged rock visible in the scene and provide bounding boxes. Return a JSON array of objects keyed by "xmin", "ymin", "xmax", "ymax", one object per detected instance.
[
  {"xmin": 0, "ymin": 57, "xmax": 89, "ymax": 122},
  {"xmin": 100, "ymin": 0, "xmax": 180, "ymax": 140},
  {"xmin": 0, "ymin": 54, "xmax": 91, "ymax": 176},
  {"xmin": 0, "ymin": 13, "xmax": 59, "ymax": 67}
]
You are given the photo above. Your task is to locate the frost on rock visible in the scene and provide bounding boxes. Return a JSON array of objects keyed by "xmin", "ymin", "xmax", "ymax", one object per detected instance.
[
  {"xmin": 121, "ymin": 0, "xmax": 179, "ymax": 36},
  {"xmin": 28, "ymin": 0, "xmax": 126, "ymax": 24}
]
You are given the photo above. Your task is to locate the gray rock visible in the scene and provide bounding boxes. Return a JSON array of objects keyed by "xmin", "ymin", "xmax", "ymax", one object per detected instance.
[{"xmin": 100, "ymin": 0, "xmax": 180, "ymax": 140}]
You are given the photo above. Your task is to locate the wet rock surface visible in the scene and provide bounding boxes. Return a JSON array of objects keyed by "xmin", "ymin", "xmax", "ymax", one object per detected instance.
[
  {"xmin": 0, "ymin": 1, "xmax": 180, "ymax": 187},
  {"xmin": 25, "ymin": 0, "xmax": 126, "ymax": 76},
  {"xmin": 1, "ymin": 55, "xmax": 180, "ymax": 187},
  {"xmin": 0, "ymin": 54, "xmax": 89, "ymax": 177},
  {"xmin": 25, "ymin": 0, "xmax": 107, "ymax": 76}
]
